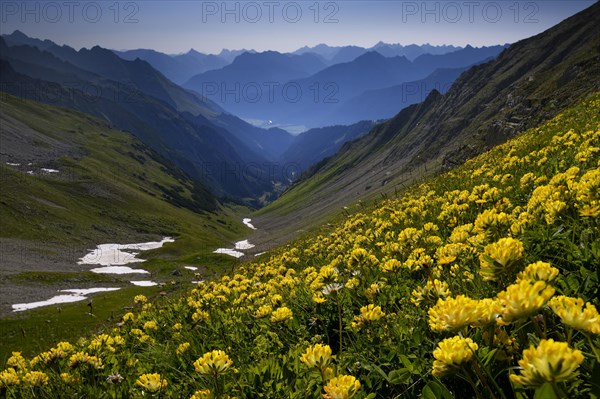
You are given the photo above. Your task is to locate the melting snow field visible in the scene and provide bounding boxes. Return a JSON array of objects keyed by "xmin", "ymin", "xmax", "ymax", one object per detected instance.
[
  {"xmin": 213, "ymin": 248, "xmax": 245, "ymax": 258},
  {"xmin": 130, "ymin": 281, "xmax": 158, "ymax": 287},
  {"xmin": 213, "ymin": 220, "xmax": 262, "ymax": 258},
  {"xmin": 235, "ymin": 240, "xmax": 255, "ymax": 250},
  {"xmin": 243, "ymin": 218, "xmax": 256, "ymax": 230},
  {"xmin": 90, "ymin": 266, "xmax": 150, "ymax": 274},
  {"xmin": 79, "ymin": 237, "xmax": 174, "ymax": 274},
  {"xmin": 184, "ymin": 266, "xmax": 198, "ymax": 271},
  {"xmin": 12, "ymin": 288, "xmax": 120, "ymax": 312}
]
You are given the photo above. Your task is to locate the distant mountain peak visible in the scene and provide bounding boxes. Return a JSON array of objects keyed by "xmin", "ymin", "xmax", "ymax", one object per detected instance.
[
  {"xmin": 356, "ymin": 50, "xmax": 385, "ymax": 61},
  {"xmin": 10, "ymin": 30, "xmax": 28, "ymax": 38}
]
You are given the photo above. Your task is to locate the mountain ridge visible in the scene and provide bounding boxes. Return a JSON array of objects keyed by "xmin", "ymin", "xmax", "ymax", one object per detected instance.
[{"xmin": 251, "ymin": 1, "xmax": 600, "ymax": 248}]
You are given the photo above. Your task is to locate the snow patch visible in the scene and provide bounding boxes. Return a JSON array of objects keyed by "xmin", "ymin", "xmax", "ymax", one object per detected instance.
[
  {"xmin": 5, "ymin": 162, "xmax": 20, "ymax": 166},
  {"xmin": 41, "ymin": 168, "xmax": 59, "ymax": 173},
  {"xmin": 184, "ymin": 266, "xmax": 198, "ymax": 271},
  {"xmin": 79, "ymin": 237, "xmax": 174, "ymax": 267},
  {"xmin": 213, "ymin": 248, "xmax": 245, "ymax": 258},
  {"xmin": 235, "ymin": 240, "xmax": 255, "ymax": 250},
  {"xmin": 12, "ymin": 288, "xmax": 120, "ymax": 312},
  {"xmin": 242, "ymin": 218, "xmax": 256, "ymax": 230},
  {"xmin": 90, "ymin": 266, "xmax": 150, "ymax": 274},
  {"xmin": 130, "ymin": 281, "xmax": 158, "ymax": 287}
]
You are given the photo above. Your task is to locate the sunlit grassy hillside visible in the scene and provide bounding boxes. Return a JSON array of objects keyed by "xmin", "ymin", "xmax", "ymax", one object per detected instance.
[{"xmin": 1, "ymin": 93, "xmax": 599, "ymax": 398}]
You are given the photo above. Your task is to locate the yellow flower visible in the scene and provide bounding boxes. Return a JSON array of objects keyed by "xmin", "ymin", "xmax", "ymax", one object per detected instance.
[
  {"xmin": 428, "ymin": 295, "xmax": 480, "ymax": 332},
  {"xmin": 516, "ymin": 261, "xmax": 559, "ymax": 283},
  {"xmin": 548, "ymin": 296, "xmax": 600, "ymax": 334},
  {"xmin": 411, "ymin": 279, "xmax": 451, "ymax": 307},
  {"xmin": 381, "ymin": 259, "xmax": 401, "ymax": 273},
  {"xmin": 497, "ymin": 280, "xmax": 555, "ymax": 325},
  {"xmin": 432, "ymin": 336, "xmax": 478, "ymax": 377},
  {"xmin": 6, "ymin": 352, "xmax": 27, "ymax": 370},
  {"xmin": 136, "ymin": 373, "xmax": 168, "ymax": 393},
  {"xmin": 176, "ymin": 342, "xmax": 191, "ymax": 356},
  {"xmin": 122, "ymin": 312, "xmax": 135, "ymax": 322},
  {"xmin": 270, "ymin": 306, "xmax": 293, "ymax": 323},
  {"xmin": 144, "ymin": 320, "xmax": 158, "ymax": 331},
  {"xmin": 68, "ymin": 352, "xmax": 104, "ymax": 370},
  {"xmin": 510, "ymin": 339, "xmax": 584, "ymax": 388},
  {"xmin": 194, "ymin": 350, "xmax": 233, "ymax": 376},
  {"xmin": 22, "ymin": 371, "xmax": 49, "ymax": 387},
  {"xmin": 60, "ymin": 372, "xmax": 81, "ymax": 385},
  {"xmin": 352, "ymin": 304, "xmax": 385, "ymax": 328},
  {"xmin": 479, "ymin": 237, "xmax": 524, "ymax": 281},
  {"xmin": 0, "ymin": 368, "xmax": 20, "ymax": 387},
  {"xmin": 300, "ymin": 344, "xmax": 332, "ymax": 370},
  {"xmin": 345, "ymin": 277, "xmax": 360, "ymax": 290},
  {"xmin": 190, "ymin": 389, "xmax": 214, "ymax": 399},
  {"xmin": 255, "ymin": 304, "xmax": 273, "ymax": 318},
  {"xmin": 134, "ymin": 294, "xmax": 148, "ymax": 304},
  {"xmin": 323, "ymin": 375, "xmax": 361, "ymax": 399}
]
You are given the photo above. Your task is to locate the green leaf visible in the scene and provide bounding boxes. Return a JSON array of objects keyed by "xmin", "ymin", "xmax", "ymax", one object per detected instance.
[
  {"xmin": 398, "ymin": 354, "xmax": 414, "ymax": 371},
  {"xmin": 388, "ymin": 368, "xmax": 411, "ymax": 385},
  {"xmin": 422, "ymin": 381, "xmax": 455, "ymax": 399},
  {"xmin": 534, "ymin": 383, "xmax": 558, "ymax": 399}
]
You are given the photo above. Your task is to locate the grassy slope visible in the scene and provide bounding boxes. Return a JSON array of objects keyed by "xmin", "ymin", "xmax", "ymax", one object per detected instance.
[
  {"xmin": 1, "ymin": 93, "xmax": 597, "ymax": 398},
  {"xmin": 0, "ymin": 93, "xmax": 253, "ymax": 359}
]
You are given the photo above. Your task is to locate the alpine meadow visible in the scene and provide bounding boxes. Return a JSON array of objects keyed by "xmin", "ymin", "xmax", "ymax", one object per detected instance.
[{"xmin": 0, "ymin": 1, "xmax": 599, "ymax": 399}]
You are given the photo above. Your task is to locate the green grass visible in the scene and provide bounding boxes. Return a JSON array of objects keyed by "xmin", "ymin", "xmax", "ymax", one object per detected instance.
[{"xmin": 0, "ymin": 94, "xmax": 256, "ymax": 359}]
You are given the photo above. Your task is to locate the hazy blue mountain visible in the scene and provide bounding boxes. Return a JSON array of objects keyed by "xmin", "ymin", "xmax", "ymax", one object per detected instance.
[
  {"xmin": 279, "ymin": 46, "xmax": 505, "ymax": 127},
  {"xmin": 327, "ymin": 67, "xmax": 468, "ymax": 124},
  {"xmin": 280, "ymin": 120, "xmax": 376, "ymax": 173},
  {"xmin": 181, "ymin": 44, "xmax": 505, "ymax": 128},
  {"xmin": 113, "ymin": 48, "xmax": 228, "ymax": 84},
  {"xmin": 0, "ymin": 37, "xmax": 291, "ymax": 204},
  {"xmin": 183, "ymin": 50, "xmax": 327, "ymax": 116},
  {"xmin": 1, "ymin": 30, "xmax": 55, "ymax": 51},
  {"xmin": 217, "ymin": 48, "xmax": 256, "ymax": 63},
  {"xmin": 293, "ymin": 42, "xmax": 464, "ymax": 64}
]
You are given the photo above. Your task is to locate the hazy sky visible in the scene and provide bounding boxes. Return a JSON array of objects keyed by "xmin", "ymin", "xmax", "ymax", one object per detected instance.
[{"xmin": 0, "ymin": 1, "xmax": 595, "ymax": 54}]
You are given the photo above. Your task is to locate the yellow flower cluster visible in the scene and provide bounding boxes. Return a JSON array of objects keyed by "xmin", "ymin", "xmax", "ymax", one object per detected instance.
[
  {"xmin": 68, "ymin": 352, "xmax": 104, "ymax": 370},
  {"xmin": 510, "ymin": 339, "xmax": 584, "ymax": 388},
  {"xmin": 351, "ymin": 304, "xmax": 385, "ymax": 328},
  {"xmin": 6, "ymin": 352, "xmax": 27, "ymax": 370},
  {"xmin": 21, "ymin": 371, "xmax": 49, "ymax": 387},
  {"xmin": 270, "ymin": 306, "xmax": 293, "ymax": 323},
  {"xmin": 411, "ymin": 279, "xmax": 451, "ymax": 307},
  {"xmin": 428, "ymin": 295, "xmax": 498, "ymax": 332},
  {"xmin": 479, "ymin": 237, "xmax": 524, "ymax": 281},
  {"xmin": 300, "ymin": 344, "xmax": 333, "ymax": 371},
  {"xmin": 190, "ymin": 389, "xmax": 214, "ymax": 399},
  {"xmin": 176, "ymin": 342, "xmax": 191, "ymax": 356},
  {"xmin": 136, "ymin": 373, "xmax": 168, "ymax": 393},
  {"xmin": 516, "ymin": 261, "xmax": 559, "ymax": 283},
  {"xmin": 549, "ymin": 296, "xmax": 600, "ymax": 334},
  {"xmin": 0, "ymin": 368, "xmax": 20, "ymax": 388},
  {"xmin": 193, "ymin": 350, "xmax": 233, "ymax": 376},
  {"xmin": 496, "ymin": 280, "xmax": 555, "ymax": 325},
  {"xmin": 432, "ymin": 336, "xmax": 478, "ymax": 377},
  {"xmin": 323, "ymin": 375, "xmax": 361, "ymax": 399}
]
